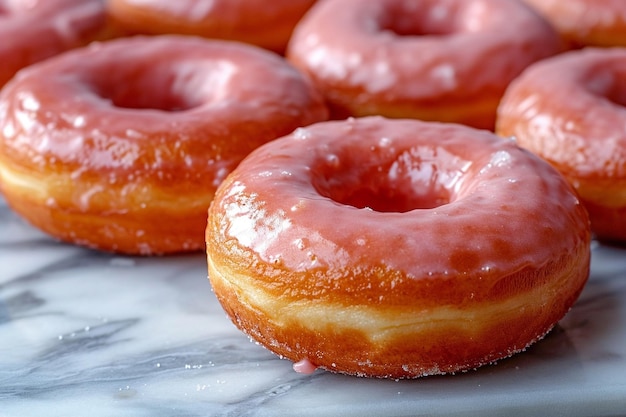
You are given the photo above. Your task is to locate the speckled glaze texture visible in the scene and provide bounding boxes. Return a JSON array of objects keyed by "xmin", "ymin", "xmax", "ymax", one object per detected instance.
[
  {"xmin": 496, "ymin": 48, "xmax": 626, "ymax": 242},
  {"xmin": 107, "ymin": 0, "xmax": 317, "ymax": 53},
  {"xmin": 523, "ymin": 0, "xmax": 626, "ymax": 47},
  {"xmin": 206, "ymin": 117, "xmax": 591, "ymax": 378},
  {"xmin": 0, "ymin": 35, "xmax": 328, "ymax": 254},
  {"xmin": 286, "ymin": 0, "xmax": 562, "ymax": 129},
  {"xmin": 0, "ymin": 0, "xmax": 106, "ymax": 88}
]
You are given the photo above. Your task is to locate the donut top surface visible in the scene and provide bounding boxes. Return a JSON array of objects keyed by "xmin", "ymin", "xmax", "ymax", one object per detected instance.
[{"xmin": 208, "ymin": 117, "xmax": 590, "ymax": 307}]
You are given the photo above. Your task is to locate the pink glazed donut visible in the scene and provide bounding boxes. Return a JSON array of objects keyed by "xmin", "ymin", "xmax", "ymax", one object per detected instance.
[
  {"xmin": 497, "ymin": 48, "xmax": 626, "ymax": 243},
  {"xmin": 286, "ymin": 0, "xmax": 561, "ymax": 129},
  {"xmin": 206, "ymin": 117, "xmax": 591, "ymax": 378}
]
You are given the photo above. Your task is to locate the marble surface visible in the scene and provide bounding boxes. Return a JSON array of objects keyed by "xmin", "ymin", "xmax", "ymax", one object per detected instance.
[{"xmin": 1, "ymin": 195, "xmax": 625, "ymax": 417}]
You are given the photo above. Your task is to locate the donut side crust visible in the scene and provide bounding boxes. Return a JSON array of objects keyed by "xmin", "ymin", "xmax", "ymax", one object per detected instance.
[
  {"xmin": 0, "ymin": 159, "xmax": 210, "ymax": 253},
  {"xmin": 207, "ymin": 236, "xmax": 590, "ymax": 378}
]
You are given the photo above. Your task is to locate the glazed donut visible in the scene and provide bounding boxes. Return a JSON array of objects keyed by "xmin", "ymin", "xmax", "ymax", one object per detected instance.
[
  {"xmin": 286, "ymin": 0, "xmax": 562, "ymax": 129},
  {"xmin": 106, "ymin": 0, "xmax": 317, "ymax": 53},
  {"xmin": 523, "ymin": 0, "xmax": 626, "ymax": 48},
  {"xmin": 497, "ymin": 48, "xmax": 626, "ymax": 243},
  {"xmin": 0, "ymin": 35, "xmax": 328, "ymax": 255},
  {"xmin": 206, "ymin": 117, "xmax": 591, "ymax": 378},
  {"xmin": 0, "ymin": 0, "xmax": 106, "ymax": 88}
]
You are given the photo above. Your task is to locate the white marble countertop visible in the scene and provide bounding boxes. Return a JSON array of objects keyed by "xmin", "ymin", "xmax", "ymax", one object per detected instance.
[{"xmin": 1, "ymin": 195, "xmax": 625, "ymax": 417}]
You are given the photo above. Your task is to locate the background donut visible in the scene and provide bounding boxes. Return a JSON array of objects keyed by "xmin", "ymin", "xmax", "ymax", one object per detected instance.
[
  {"xmin": 286, "ymin": 0, "xmax": 562, "ymax": 129},
  {"xmin": 497, "ymin": 48, "xmax": 626, "ymax": 243},
  {"xmin": 0, "ymin": 35, "xmax": 328, "ymax": 254}
]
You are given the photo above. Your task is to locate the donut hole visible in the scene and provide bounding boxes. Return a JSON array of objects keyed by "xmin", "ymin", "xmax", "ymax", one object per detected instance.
[
  {"xmin": 90, "ymin": 60, "xmax": 232, "ymax": 112},
  {"xmin": 100, "ymin": 84, "xmax": 200, "ymax": 112},
  {"xmin": 377, "ymin": 2, "xmax": 456, "ymax": 36},
  {"xmin": 321, "ymin": 183, "xmax": 451, "ymax": 212},
  {"xmin": 312, "ymin": 147, "xmax": 461, "ymax": 213}
]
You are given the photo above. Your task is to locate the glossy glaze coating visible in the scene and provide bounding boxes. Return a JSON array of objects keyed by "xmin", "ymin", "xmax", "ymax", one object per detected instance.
[
  {"xmin": 107, "ymin": 0, "xmax": 316, "ymax": 53},
  {"xmin": 206, "ymin": 117, "xmax": 591, "ymax": 378},
  {"xmin": 523, "ymin": 0, "xmax": 626, "ymax": 47},
  {"xmin": 0, "ymin": 0, "xmax": 106, "ymax": 88},
  {"xmin": 286, "ymin": 0, "xmax": 561, "ymax": 129},
  {"xmin": 0, "ymin": 35, "xmax": 328, "ymax": 254},
  {"xmin": 497, "ymin": 48, "xmax": 626, "ymax": 243}
]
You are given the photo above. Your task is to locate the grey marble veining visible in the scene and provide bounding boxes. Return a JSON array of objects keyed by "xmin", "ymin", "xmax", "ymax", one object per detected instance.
[{"xmin": 1, "ymin": 195, "xmax": 625, "ymax": 417}]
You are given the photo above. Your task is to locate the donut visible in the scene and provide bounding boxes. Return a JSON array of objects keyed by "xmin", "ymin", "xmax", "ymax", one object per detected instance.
[
  {"xmin": 0, "ymin": 0, "xmax": 106, "ymax": 88},
  {"xmin": 0, "ymin": 35, "xmax": 328, "ymax": 255},
  {"xmin": 285, "ymin": 0, "xmax": 562, "ymax": 129},
  {"xmin": 206, "ymin": 116, "xmax": 591, "ymax": 378},
  {"xmin": 497, "ymin": 48, "xmax": 626, "ymax": 243},
  {"xmin": 106, "ymin": 0, "xmax": 317, "ymax": 53},
  {"xmin": 523, "ymin": 0, "xmax": 626, "ymax": 48}
]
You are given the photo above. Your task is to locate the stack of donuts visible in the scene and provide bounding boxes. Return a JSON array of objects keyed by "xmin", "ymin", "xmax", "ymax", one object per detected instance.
[{"xmin": 0, "ymin": 0, "xmax": 623, "ymax": 379}]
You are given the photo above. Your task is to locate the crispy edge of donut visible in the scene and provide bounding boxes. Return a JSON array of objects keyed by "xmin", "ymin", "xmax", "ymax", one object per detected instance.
[{"xmin": 206, "ymin": 241, "xmax": 590, "ymax": 378}]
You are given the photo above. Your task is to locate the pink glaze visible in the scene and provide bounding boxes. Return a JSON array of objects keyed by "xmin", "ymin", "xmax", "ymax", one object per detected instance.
[{"xmin": 293, "ymin": 358, "xmax": 318, "ymax": 375}]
